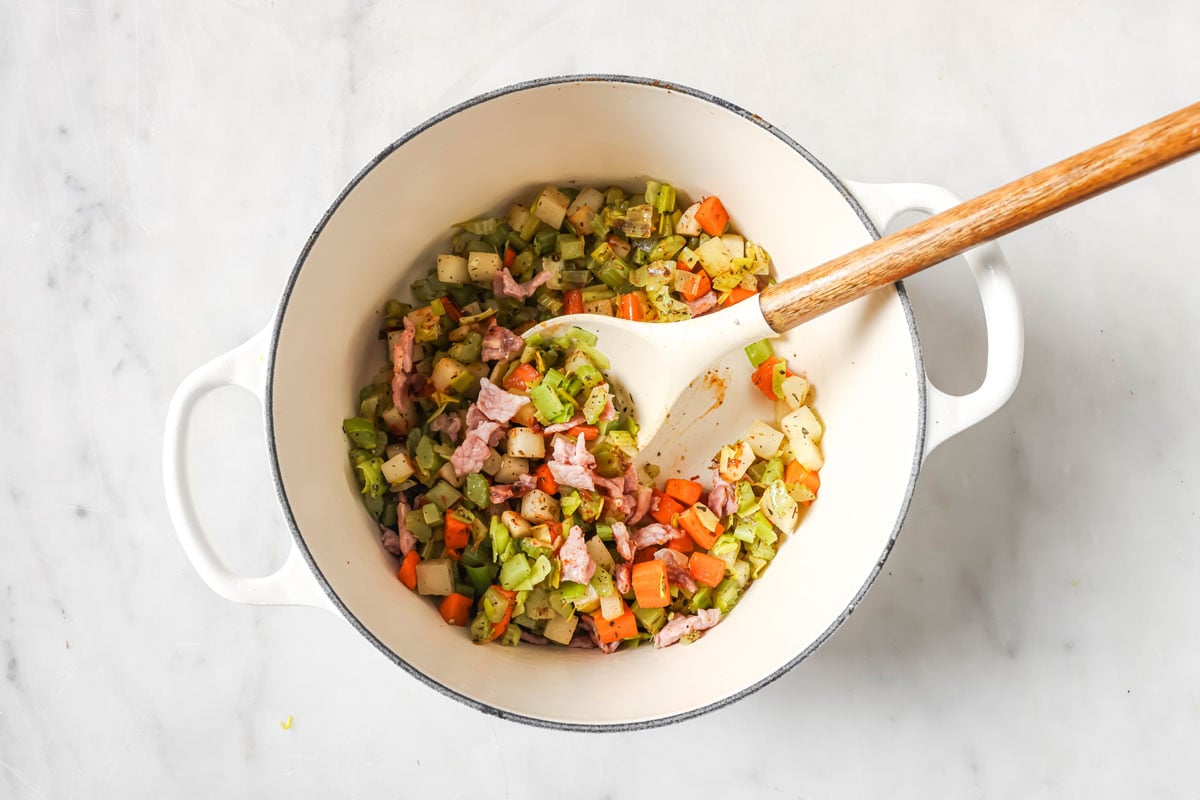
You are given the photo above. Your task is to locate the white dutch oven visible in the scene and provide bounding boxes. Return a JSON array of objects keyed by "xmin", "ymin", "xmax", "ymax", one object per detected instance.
[{"xmin": 163, "ymin": 76, "xmax": 1022, "ymax": 730}]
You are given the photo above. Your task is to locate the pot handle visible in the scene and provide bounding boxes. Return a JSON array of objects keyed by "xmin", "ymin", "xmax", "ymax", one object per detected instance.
[
  {"xmin": 162, "ymin": 325, "xmax": 334, "ymax": 611},
  {"xmin": 841, "ymin": 180, "xmax": 1024, "ymax": 458}
]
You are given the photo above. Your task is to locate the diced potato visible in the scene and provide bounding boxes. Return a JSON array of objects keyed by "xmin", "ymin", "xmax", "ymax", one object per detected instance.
[
  {"xmin": 573, "ymin": 583, "xmax": 600, "ymax": 613},
  {"xmin": 380, "ymin": 401, "xmax": 418, "ymax": 436},
  {"xmin": 384, "ymin": 444, "xmax": 405, "ymax": 459},
  {"xmin": 521, "ymin": 489, "xmax": 560, "ymax": 524},
  {"xmin": 567, "ymin": 186, "xmax": 603, "ymax": 218},
  {"xmin": 543, "ymin": 610, "xmax": 579, "ymax": 645},
  {"xmin": 495, "ymin": 456, "xmax": 530, "ymax": 484},
  {"xmin": 781, "ymin": 406, "xmax": 823, "ymax": 444},
  {"xmin": 381, "ymin": 451, "xmax": 415, "ymax": 484},
  {"xmin": 465, "ymin": 361, "xmax": 489, "ymax": 379},
  {"xmin": 691, "ymin": 502, "xmax": 720, "ymax": 532},
  {"xmin": 436, "ymin": 254, "xmax": 469, "ymax": 285},
  {"xmin": 481, "ymin": 447, "xmax": 503, "ymax": 475},
  {"xmin": 789, "ymin": 434, "xmax": 824, "ymax": 472},
  {"xmin": 718, "ymin": 440, "xmax": 755, "ymax": 482},
  {"xmin": 583, "ymin": 298, "xmax": 614, "ymax": 316},
  {"xmin": 508, "ymin": 203, "xmax": 530, "ymax": 231},
  {"xmin": 720, "ymin": 233, "xmax": 746, "ymax": 260},
  {"xmin": 438, "ymin": 461, "xmax": 464, "ymax": 488},
  {"xmin": 694, "ymin": 236, "xmax": 734, "ymax": 275},
  {"xmin": 541, "ymin": 256, "xmax": 565, "ymax": 291},
  {"xmin": 506, "ymin": 426, "xmax": 546, "ymax": 459},
  {"xmin": 586, "ymin": 537, "xmax": 615, "ymax": 574},
  {"xmin": 781, "ymin": 375, "xmax": 810, "ymax": 410},
  {"xmin": 599, "ymin": 593, "xmax": 624, "ymax": 621},
  {"xmin": 676, "ymin": 201, "xmax": 702, "ymax": 236},
  {"xmin": 529, "ymin": 524, "xmax": 555, "ymax": 546},
  {"xmin": 531, "ymin": 185, "xmax": 570, "ymax": 229},
  {"xmin": 525, "ymin": 586, "xmax": 554, "ymax": 620},
  {"xmin": 746, "ymin": 420, "xmax": 785, "ymax": 460},
  {"xmin": 510, "ymin": 402, "xmax": 537, "ymax": 427},
  {"xmin": 467, "ymin": 251, "xmax": 502, "ymax": 284},
  {"xmin": 415, "ymin": 558, "xmax": 455, "ymax": 596},
  {"xmin": 565, "ymin": 186, "xmax": 603, "ymax": 235},
  {"xmin": 431, "ymin": 357, "xmax": 467, "ymax": 392},
  {"xmin": 501, "ymin": 510, "xmax": 531, "ymax": 538}
]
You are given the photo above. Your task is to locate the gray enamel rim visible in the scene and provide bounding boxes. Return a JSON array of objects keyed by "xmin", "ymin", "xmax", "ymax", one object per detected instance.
[{"xmin": 264, "ymin": 74, "xmax": 927, "ymax": 732}]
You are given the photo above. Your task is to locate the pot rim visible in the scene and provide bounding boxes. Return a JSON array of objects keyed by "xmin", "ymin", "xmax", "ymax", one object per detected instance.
[{"xmin": 263, "ymin": 73, "xmax": 927, "ymax": 732}]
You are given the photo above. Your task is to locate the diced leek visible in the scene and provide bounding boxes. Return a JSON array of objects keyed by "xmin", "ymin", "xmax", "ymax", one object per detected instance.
[
  {"xmin": 353, "ymin": 457, "xmax": 387, "ymax": 499},
  {"xmin": 709, "ymin": 534, "xmax": 741, "ymax": 569},
  {"xmin": 595, "ymin": 523, "xmax": 613, "ymax": 541},
  {"xmin": 342, "ymin": 417, "xmax": 379, "ymax": 449},
  {"xmin": 689, "ymin": 586, "xmax": 713, "ymax": 611},
  {"xmin": 591, "ymin": 567, "xmax": 615, "ymax": 598},
  {"xmin": 463, "ymin": 473, "xmax": 489, "ymax": 508},
  {"xmin": 632, "ymin": 603, "xmax": 666, "ymax": 634},
  {"xmin": 425, "ymin": 480, "xmax": 462, "ymax": 510},
  {"xmin": 529, "ymin": 555, "xmax": 552, "ymax": 587},
  {"xmin": 744, "ymin": 339, "xmax": 774, "ymax": 368},
  {"xmin": 582, "ymin": 384, "xmax": 608, "ymax": 425},
  {"xmin": 647, "ymin": 234, "xmax": 685, "ymax": 262},
  {"xmin": 654, "ymin": 183, "xmax": 676, "ymax": 214},
  {"xmin": 713, "ymin": 577, "xmax": 741, "ymax": 614}
]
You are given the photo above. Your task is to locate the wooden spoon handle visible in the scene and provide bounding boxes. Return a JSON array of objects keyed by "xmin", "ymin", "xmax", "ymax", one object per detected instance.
[{"xmin": 759, "ymin": 102, "xmax": 1200, "ymax": 332}]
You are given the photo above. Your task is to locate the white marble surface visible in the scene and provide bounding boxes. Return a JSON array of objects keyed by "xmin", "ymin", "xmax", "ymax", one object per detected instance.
[{"xmin": 3, "ymin": 1, "xmax": 1199, "ymax": 796}]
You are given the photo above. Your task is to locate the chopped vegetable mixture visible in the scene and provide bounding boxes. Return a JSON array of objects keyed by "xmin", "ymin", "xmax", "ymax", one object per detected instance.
[{"xmin": 343, "ymin": 181, "xmax": 823, "ymax": 651}]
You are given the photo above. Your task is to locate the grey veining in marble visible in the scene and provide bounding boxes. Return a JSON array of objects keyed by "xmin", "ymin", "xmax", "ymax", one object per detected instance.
[{"xmin": 2, "ymin": 1, "xmax": 1199, "ymax": 797}]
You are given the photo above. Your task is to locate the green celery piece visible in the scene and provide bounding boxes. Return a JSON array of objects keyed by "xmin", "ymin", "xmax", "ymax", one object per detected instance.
[
  {"xmin": 381, "ymin": 501, "xmax": 398, "ymax": 529},
  {"xmin": 594, "ymin": 523, "xmax": 613, "ymax": 541},
  {"xmin": 529, "ymin": 383, "xmax": 570, "ymax": 424},
  {"xmin": 582, "ymin": 384, "xmax": 608, "ymax": 425},
  {"xmin": 469, "ymin": 612, "xmax": 493, "ymax": 643},
  {"xmin": 452, "ymin": 217, "xmax": 499, "ymax": 235},
  {"xmin": 567, "ymin": 326, "xmax": 598, "ymax": 346},
  {"xmin": 771, "ymin": 359, "xmax": 788, "ymax": 400},
  {"xmin": 559, "ymin": 490, "xmax": 582, "ymax": 517},
  {"xmin": 354, "ymin": 457, "xmax": 387, "ymax": 499},
  {"xmin": 415, "ymin": 436, "xmax": 441, "ymax": 472},
  {"xmin": 490, "ymin": 516, "xmax": 510, "ymax": 563},
  {"xmin": 528, "ymin": 555, "xmax": 552, "ymax": 586},
  {"xmin": 534, "ymin": 230, "xmax": 558, "ymax": 257},
  {"xmin": 342, "ymin": 417, "xmax": 379, "ymax": 449},
  {"xmin": 555, "ymin": 234, "xmax": 585, "ymax": 260},
  {"xmin": 573, "ymin": 362, "xmax": 603, "ymax": 392},
  {"xmin": 647, "ymin": 234, "xmax": 685, "ymax": 262},
  {"xmin": 481, "ymin": 586, "xmax": 511, "ymax": 624},
  {"xmin": 713, "ymin": 577, "xmax": 741, "ymax": 614},
  {"xmin": 644, "ymin": 180, "xmax": 661, "ymax": 206},
  {"xmin": 558, "ymin": 581, "xmax": 587, "ymax": 602},
  {"xmin": 632, "ymin": 603, "xmax": 666, "ymax": 634},
  {"xmin": 513, "ymin": 248, "xmax": 535, "ymax": 276},
  {"xmin": 499, "ymin": 553, "xmax": 532, "ymax": 591},
  {"xmin": 744, "ymin": 339, "xmax": 775, "ymax": 368},
  {"xmin": 448, "ymin": 332, "xmax": 483, "ymax": 364},
  {"xmin": 407, "ymin": 513, "xmax": 432, "ymax": 543},
  {"xmin": 654, "ymin": 183, "xmax": 676, "ymax": 213},
  {"xmin": 605, "ymin": 186, "xmax": 625, "ymax": 206},
  {"xmin": 500, "ymin": 627, "xmax": 521, "ymax": 647},
  {"xmin": 689, "ymin": 586, "xmax": 714, "ymax": 611},
  {"xmin": 425, "ymin": 480, "xmax": 463, "ymax": 510},
  {"xmin": 454, "ymin": 580, "xmax": 476, "ymax": 599},
  {"xmin": 590, "ymin": 568, "xmax": 615, "ymax": 598},
  {"xmin": 761, "ymin": 458, "xmax": 784, "ymax": 486},
  {"xmin": 572, "ymin": 339, "xmax": 610, "ymax": 371},
  {"xmin": 709, "ymin": 533, "xmax": 741, "ymax": 569},
  {"xmin": 463, "ymin": 473, "xmax": 490, "ymax": 509},
  {"xmin": 735, "ymin": 482, "xmax": 758, "ymax": 517}
]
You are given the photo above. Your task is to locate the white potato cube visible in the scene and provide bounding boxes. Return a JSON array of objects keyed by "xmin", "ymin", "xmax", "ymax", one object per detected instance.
[
  {"xmin": 467, "ymin": 251, "xmax": 502, "ymax": 283},
  {"xmin": 521, "ymin": 489, "xmax": 560, "ymax": 523},
  {"xmin": 781, "ymin": 406, "xmax": 823, "ymax": 444},
  {"xmin": 436, "ymin": 254, "xmax": 469, "ymax": 285},
  {"xmin": 789, "ymin": 434, "xmax": 824, "ymax": 472},
  {"xmin": 438, "ymin": 461, "xmax": 464, "ymax": 488},
  {"xmin": 543, "ymin": 611, "xmax": 579, "ymax": 645},
  {"xmin": 431, "ymin": 357, "xmax": 467, "ymax": 392},
  {"xmin": 415, "ymin": 558, "xmax": 455, "ymax": 596},
  {"xmin": 508, "ymin": 203, "xmax": 530, "ymax": 231},
  {"xmin": 495, "ymin": 456, "xmax": 530, "ymax": 484},
  {"xmin": 676, "ymin": 201, "xmax": 702, "ymax": 236},
  {"xmin": 718, "ymin": 440, "xmax": 756, "ymax": 482},
  {"xmin": 531, "ymin": 185, "xmax": 570, "ymax": 229},
  {"xmin": 780, "ymin": 375, "xmax": 810, "ymax": 410},
  {"xmin": 720, "ymin": 233, "xmax": 745, "ymax": 259},
  {"xmin": 501, "ymin": 510, "xmax": 531, "ymax": 538},
  {"xmin": 746, "ymin": 420, "xmax": 785, "ymax": 460},
  {"xmin": 694, "ymin": 236, "xmax": 734, "ymax": 275},
  {"xmin": 381, "ymin": 451, "xmax": 415, "ymax": 485},
  {"xmin": 599, "ymin": 593, "xmax": 624, "ymax": 621},
  {"xmin": 505, "ymin": 427, "xmax": 545, "ymax": 459},
  {"xmin": 481, "ymin": 447, "xmax": 502, "ymax": 476},
  {"xmin": 586, "ymin": 537, "xmax": 615, "ymax": 574}
]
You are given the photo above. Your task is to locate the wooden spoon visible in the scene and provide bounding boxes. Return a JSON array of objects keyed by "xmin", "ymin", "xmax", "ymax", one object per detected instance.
[{"xmin": 526, "ymin": 102, "xmax": 1200, "ymax": 447}]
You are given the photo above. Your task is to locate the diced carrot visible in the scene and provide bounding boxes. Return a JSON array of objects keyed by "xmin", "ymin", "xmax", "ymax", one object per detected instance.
[
  {"xmin": 650, "ymin": 491, "xmax": 686, "ymax": 526},
  {"xmin": 533, "ymin": 463, "xmax": 558, "ymax": 495},
  {"xmin": 675, "ymin": 260, "xmax": 692, "ymax": 272},
  {"xmin": 485, "ymin": 586, "xmax": 517, "ymax": 639},
  {"xmin": 503, "ymin": 362, "xmax": 541, "ymax": 391},
  {"xmin": 617, "ymin": 293, "xmax": 644, "ymax": 321},
  {"xmin": 666, "ymin": 528, "xmax": 694, "ymax": 555},
  {"xmin": 688, "ymin": 552, "xmax": 727, "ymax": 588},
  {"xmin": 678, "ymin": 270, "xmax": 711, "ymax": 303},
  {"xmin": 567, "ymin": 424, "xmax": 599, "ymax": 441},
  {"xmin": 444, "ymin": 548, "xmax": 460, "ymax": 562},
  {"xmin": 664, "ymin": 478, "xmax": 703, "ymax": 506},
  {"xmin": 785, "ymin": 460, "xmax": 820, "ymax": 505},
  {"xmin": 751, "ymin": 356, "xmax": 796, "ymax": 401},
  {"xmin": 721, "ymin": 286, "xmax": 757, "ymax": 307},
  {"xmin": 503, "ymin": 246, "xmax": 516, "ymax": 269},
  {"xmin": 418, "ymin": 382, "xmax": 436, "ymax": 398},
  {"xmin": 592, "ymin": 607, "xmax": 638, "ymax": 643},
  {"xmin": 563, "ymin": 288, "xmax": 584, "ymax": 315},
  {"xmin": 632, "ymin": 560, "xmax": 670, "ymax": 608},
  {"xmin": 444, "ymin": 510, "xmax": 470, "ymax": 550},
  {"xmin": 438, "ymin": 295, "xmax": 462, "ymax": 322},
  {"xmin": 438, "ymin": 593, "xmax": 473, "ymax": 626},
  {"xmin": 678, "ymin": 507, "xmax": 724, "ymax": 550},
  {"xmin": 694, "ymin": 196, "xmax": 730, "ymax": 236},
  {"xmin": 397, "ymin": 550, "xmax": 420, "ymax": 590}
]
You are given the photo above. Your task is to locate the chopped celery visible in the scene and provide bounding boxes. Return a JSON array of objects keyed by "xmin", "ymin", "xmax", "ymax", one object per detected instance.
[
  {"xmin": 709, "ymin": 534, "xmax": 741, "ymax": 569},
  {"xmin": 689, "ymin": 586, "xmax": 714, "ymax": 611},
  {"xmin": 452, "ymin": 217, "xmax": 499, "ymax": 235},
  {"xmin": 415, "ymin": 435, "xmax": 441, "ymax": 473},
  {"xmin": 647, "ymin": 234, "xmax": 685, "ymax": 262},
  {"xmin": 559, "ymin": 489, "xmax": 582, "ymax": 517},
  {"xmin": 499, "ymin": 553, "xmax": 532, "ymax": 591},
  {"xmin": 463, "ymin": 473, "xmax": 489, "ymax": 508},
  {"xmin": 407, "ymin": 513, "xmax": 432, "ymax": 543},
  {"xmin": 590, "ymin": 568, "xmax": 615, "ymax": 598},
  {"xmin": 735, "ymin": 481, "xmax": 758, "ymax": 517},
  {"xmin": 744, "ymin": 339, "xmax": 775, "ymax": 368},
  {"xmin": 342, "ymin": 417, "xmax": 379, "ymax": 449},
  {"xmin": 490, "ymin": 516, "xmax": 510, "ymax": 563},
  {"xmin": 425, "ymin": 480, "xmax": 462, "ymax": 510},
  {"xmin": 771, "ymin": 359, "xmax": 788, "ymax": 400},
  {"xmin": 713, "ymin": 577, "xmax": 742, "ymax": 614},
  {"xmin": 353, "ymin": 458, "xmax": 387, "ymax": 499},
  {"xmin": 481, "ymin": 586, "xmax": 511, "ymax": 623},
  {"xmin": 529, "ymin": 383, "xmax": 570, "ymax": 424},
  {"xmin": 654, "ymin": 183, "xmax": 676, "ymax": 214},
  {"xmin": 529, "ymin": 555, "xmax": 552, "ymax": 586},
  {"xmin": 594, "ymin": 523, "xmax": 613, "ymax": 541},
  {"xmin": 555, "ymin": 234, "xmax": 585, "ymax": 260},
  {"xmin": 513, "ymin": 248, "xmax": 535, "ymax": 276},
  {"xmin": 632, "ymin": 603, "xmax": 666, "ymax": 634},
  {"xmin": 420, "ymin": 503, "xmax": 441, "ymax": 526},
  {"xmin": 591, "ymin": 257, "xmax": 629, "ymax": 290},
  {"xmin": 558, "ymin": 581, "xmax": 587, "ymax": 602},
  {"xmin": 548, "ymin": 589, "xmax": 576, "ymax": 620},
  {"xmin": 582, "ymin": 384, "xmax": 609, "ymax": 425},
  {"xmin": 500, "ymin": 627, "xmax": 522, "ymax": 647}
]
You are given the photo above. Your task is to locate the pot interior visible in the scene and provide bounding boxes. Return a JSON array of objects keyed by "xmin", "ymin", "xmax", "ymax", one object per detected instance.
[{"xmin": 269, "ymin": 78, "xmax": 923, "ymax": 727}]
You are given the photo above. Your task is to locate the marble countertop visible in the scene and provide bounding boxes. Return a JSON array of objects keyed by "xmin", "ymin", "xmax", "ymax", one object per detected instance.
[{"xmin": 4, "ymin": 1, "xmax": 1199, "ymax": 797}]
